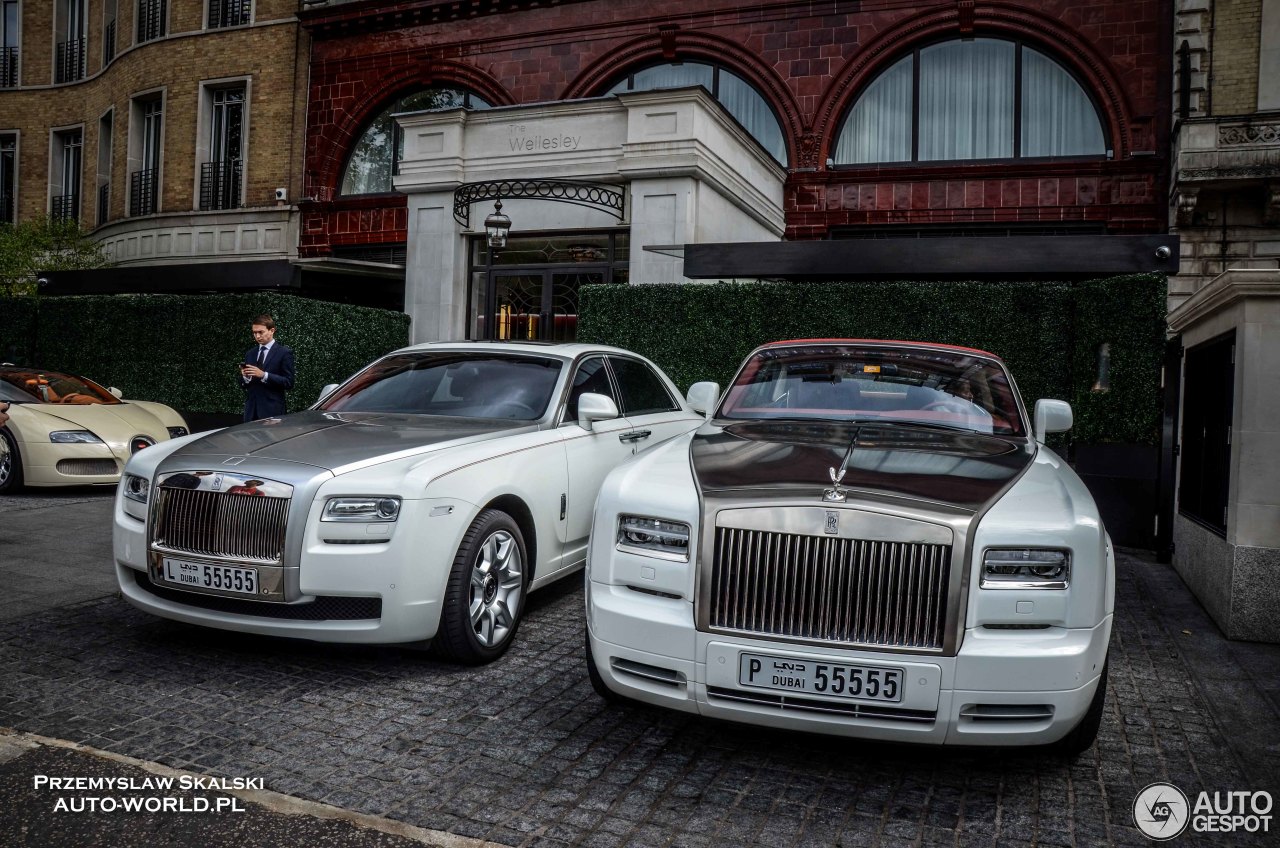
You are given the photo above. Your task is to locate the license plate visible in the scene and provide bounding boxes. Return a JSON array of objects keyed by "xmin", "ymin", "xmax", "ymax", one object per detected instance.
[
  {"xmin": 162, "ymin": 557, "xmax": 259, "ymax": 596},
  {"xmin": 738, "ymin": 652, "xmax": 904, "ymax": 703}
]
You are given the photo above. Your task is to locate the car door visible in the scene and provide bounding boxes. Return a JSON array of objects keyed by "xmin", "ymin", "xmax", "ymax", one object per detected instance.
[
  {"xmin": 606, "ymin": 355, "xmax": 703, "ymax": 453},
  {"xmin": 556, "ymin": 355, "xmax": 634, "ymax": 571}
]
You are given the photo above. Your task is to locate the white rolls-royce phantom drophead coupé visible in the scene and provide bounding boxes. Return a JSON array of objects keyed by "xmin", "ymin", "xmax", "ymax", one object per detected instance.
[
  {"xmin": 114, "ymin": 341, "xmax": 704, "ymax": 663},
  {"xmin": 586, "ymin": 339, "xmax": 1114, "ymax": 753}
]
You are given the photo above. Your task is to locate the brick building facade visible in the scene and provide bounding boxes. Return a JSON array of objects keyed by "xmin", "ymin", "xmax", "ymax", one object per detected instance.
[
  {"xmin": 298, "ymin": 0, "xmax": 1173, "ymax": 269},
  {"xmin": 0, "ymin": 0, "xmax": 308, "ymax": 282}
]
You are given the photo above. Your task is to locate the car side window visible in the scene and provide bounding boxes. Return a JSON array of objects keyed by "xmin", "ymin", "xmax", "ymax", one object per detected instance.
[
  {"xmin": 608, "ymin": 356, "xmax": 678, "ymax": 416},
  {"xmin": 564, "ymin": 357, "xmax": 617, "ymax": 422}
]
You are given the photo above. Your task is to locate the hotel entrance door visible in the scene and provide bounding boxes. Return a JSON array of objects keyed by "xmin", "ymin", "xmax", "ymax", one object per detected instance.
[{"xmin": 484, "ymin": 269, "xmax": 605, "ymax": 341}]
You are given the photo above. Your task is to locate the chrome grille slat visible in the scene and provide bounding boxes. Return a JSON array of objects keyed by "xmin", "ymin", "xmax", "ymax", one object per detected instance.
[
  {"xmin": 710, "ymin": 527, "xmax": 951, "ymax": 651},
  {"xmin": 152, "ymin": 485, "xmax": 289, "ymax": 564}
]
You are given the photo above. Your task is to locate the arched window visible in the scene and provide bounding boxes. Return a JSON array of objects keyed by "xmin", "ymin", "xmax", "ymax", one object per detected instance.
[
  {"xmin": 833, "ymin": 39, "xmax": 1107, "ymax": 165},
  {"xmin": 606, "ymin": 63, "xmax": 787, "ymax": 165},
  {"xmin": 340, "ymin": 88, "xmax": 491, "ymax": 196}
]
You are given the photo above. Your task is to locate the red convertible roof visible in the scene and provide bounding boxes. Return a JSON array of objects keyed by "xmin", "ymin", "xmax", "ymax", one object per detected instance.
[{"xmin": 762, "ymin": 338, "xmax": 1004, "ymax": 361}]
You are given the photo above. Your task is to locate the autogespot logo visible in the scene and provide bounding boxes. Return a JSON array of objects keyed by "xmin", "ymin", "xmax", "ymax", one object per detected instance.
[{"xmin": 1134, "ymin": 783, "xmax": 1190, "ymax": 840}]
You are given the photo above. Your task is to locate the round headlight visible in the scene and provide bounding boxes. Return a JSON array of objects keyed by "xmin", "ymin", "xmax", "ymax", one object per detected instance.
[{"xmin": 376, "ymin": 498, "xmax": 400, "ymax": 520}]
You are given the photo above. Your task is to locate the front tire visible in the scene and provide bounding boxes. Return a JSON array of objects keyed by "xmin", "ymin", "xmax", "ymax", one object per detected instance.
[
  {"xmin": 435, "ymin": 509, "xmax": 527, "ymax": 664},
  {"xmin": 0, "ymin": 428, "xmax": 23, "ymax": 494}
]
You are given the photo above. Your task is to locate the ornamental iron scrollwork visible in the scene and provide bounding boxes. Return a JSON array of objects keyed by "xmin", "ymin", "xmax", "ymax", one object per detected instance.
[{"xmin": 453, "ymin": 179, "xmax": 626, "ymax": 227}]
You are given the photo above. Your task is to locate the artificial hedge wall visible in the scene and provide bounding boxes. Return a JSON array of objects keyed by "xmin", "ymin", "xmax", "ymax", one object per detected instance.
[
  {"xmin": 579, "ymin": 274, "xmax": 1166, "ymax": 446},
  {"xmin": 0, "ymin": 293, "xmax": 409, "ymax": 415}
]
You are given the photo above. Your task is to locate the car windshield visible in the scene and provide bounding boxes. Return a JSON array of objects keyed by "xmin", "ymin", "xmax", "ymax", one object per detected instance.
[
  {"xmin": 319, "ymin": 352, "xmax": 563, "ymax": 420},
  {"xmin": 719, "ymin": 344, "xmax": 1026, "ymax": 436},
  {"xmin": 0, "ymin": 369, "xmax": 121, "ymax": 405}
]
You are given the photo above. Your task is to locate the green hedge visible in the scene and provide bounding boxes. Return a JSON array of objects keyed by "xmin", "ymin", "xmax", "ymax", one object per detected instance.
[
  {"xmin": 2, "ymin": 293, "xmax": 409, "ymax": 415},
  {"xmin": 579, "ymin": 275, "xmax": 1166, "ymax": 445},
  {"xmin": 0, "ymin": 297, "xmax": 39, "ymax": 364}
]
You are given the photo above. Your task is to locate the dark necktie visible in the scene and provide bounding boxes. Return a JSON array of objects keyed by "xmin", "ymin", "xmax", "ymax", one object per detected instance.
[{"xmin": 258, "ymin": 346, "xmax": 267, "ymax": 365}]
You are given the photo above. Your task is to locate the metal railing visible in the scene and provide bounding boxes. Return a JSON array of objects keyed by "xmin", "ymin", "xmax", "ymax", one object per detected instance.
[
  {"xmin": 55, "ymin": 38, "xmax": 85, "ymax": 83},
  {"xmin": 137, "ymin": 0, "xmax": 167, "ymax": 43},
  {"xmin": 0, "ymin": 46, "xmax": 16, "ymax": 88},
  {"xmin": 51, "ymin": 193, "xmax": 80, "ymax": 222},
  {"xmin": 103, "ymin": 20, "xmax": 117, "ymax": 66},
  {"xmin": 98, "ymin": 183, "xmax": 110, "ymax": 225},
  {"xmin": 208, "ymin": 0, "xmax": 251, "ymax": 29},
  {"xmin": 199, "ymin": 160, "xmax": 242, "ymax": 210},
  {"xmin": 130, "ymin": 169, "xmax": 158, "ymax": 216}
]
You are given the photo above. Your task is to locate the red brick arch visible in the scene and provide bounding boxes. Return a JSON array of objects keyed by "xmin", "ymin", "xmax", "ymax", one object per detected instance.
[
  {"xmin": 307, "ymin": 59, "xmax": 514, "ymax": 199},
  {"xmin": 815, "ymin": 3, "xmax": 1137, "ymax": 166},
  {"xmin": 563, "ymin": 31, "xmax": 803, "ymax": 167}
]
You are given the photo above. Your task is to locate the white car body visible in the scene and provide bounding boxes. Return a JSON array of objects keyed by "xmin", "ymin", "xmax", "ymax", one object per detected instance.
[
  {"xmin": 113, "ymin": 341, "xmax": 702, "ymax": 657},
  {"xmin": 587, "ymin": 340, "xmax": 1115, "ymax": 749}
]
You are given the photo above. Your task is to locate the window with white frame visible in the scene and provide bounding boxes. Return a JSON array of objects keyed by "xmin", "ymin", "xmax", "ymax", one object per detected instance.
[
  {"xmin": 208, "ymin": 0, "xmax": 250, "ymax": 29},
  {"xmin": 833, "ymin": 38, "xmax": 1108, "ymax": 165},
  {"xmin": 51, "ymin": 128, "xmax": 82, "ymax": 221},
  {"xmin": 96, "ymin": 111, "xmax": 112, "ymax": 225},
  {"xmin": 102, "ymin": 0, "xmax": 117, "ymax": 66},
  {"xmin": 2, "ymin": 0, "xmax": 19, "ymax": 88},
  {"xmin": 200, "ymin": 84, "xmax": 245, "ymax": 209},
  {"xmin": 55, "ymin": 0, "xmax": 86, "ymax": 83},
  {"xmin": 1, "ymin": 132, "xmax": 16, "ymax": 222},
  {"xmin": 130, "ymin": 96, "xmax": 162, "ymax": 215},
  {"xmin": 137, "ymin": 0, "xmax": 166, "ymax": 43}
]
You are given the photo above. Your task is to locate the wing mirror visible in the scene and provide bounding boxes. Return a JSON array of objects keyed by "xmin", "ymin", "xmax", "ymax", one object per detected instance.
[
  {"xmin": 1034, "ymin": 399, "xmax": 1073, "ymax": 444},
  {"xmin": 317, "ymin": 383, "xmax": 339, "ymax": 403},
  {"xmin": 686, "ymin": 381, "xmax": 720, "ymax": 417},
  {"xmin": 107, "ymin": 387, "xmax": 123, "ymax": 399},
  {"xmin": 577, "ymin": 392, "xmax": 620, "ymax": 431}
]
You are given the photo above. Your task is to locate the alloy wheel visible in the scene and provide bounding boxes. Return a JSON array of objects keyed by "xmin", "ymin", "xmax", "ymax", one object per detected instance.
[{"xmin": 467, "ymin": 529, "xmax": 523, "ymax": 648}]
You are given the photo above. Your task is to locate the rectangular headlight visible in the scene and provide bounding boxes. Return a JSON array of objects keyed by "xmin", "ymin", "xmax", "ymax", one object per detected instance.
[
  {"xmin": 323, "ymin": 497, "xmax": 402, "ymax": 522},
  {"xmin": 617, "ymin": 515, "xmax": 691, "ymax": 561},
  {"xmin": 123, "ymin": 474, "xmax": 150, "ymax": 504},
  {"xmin": 167, "ymin": 426, "xmax": 189, "ymax": 439},
  {"xmin": 50, "ymin": 430, "xmax": 103, "ymax": 444},
  {"xmin": 981, "ymin": 549, "xmax": 1070, "ymax": 589}
]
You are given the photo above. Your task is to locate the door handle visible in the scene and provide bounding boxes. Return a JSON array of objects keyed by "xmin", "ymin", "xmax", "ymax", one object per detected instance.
[{"xmin": 618, "ymin": 430, "xmax": 652, "ymax": 443}]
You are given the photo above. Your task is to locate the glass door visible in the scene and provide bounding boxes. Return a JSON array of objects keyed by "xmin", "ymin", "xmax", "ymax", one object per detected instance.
[{"xmin": 484, "ymin": 270, "xmax": 605, "ymax": 341}]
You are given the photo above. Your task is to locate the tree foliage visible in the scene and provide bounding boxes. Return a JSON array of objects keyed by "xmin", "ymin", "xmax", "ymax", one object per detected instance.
[{"xmin": 0, "ymin": 217, "xmax": 111, "ymax": 297}]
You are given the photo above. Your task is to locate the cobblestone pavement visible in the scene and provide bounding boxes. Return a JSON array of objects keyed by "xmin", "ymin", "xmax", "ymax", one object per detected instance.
[{"xmin": 0, "ymin": 546, "xmax": 1276, "ymax": 847}]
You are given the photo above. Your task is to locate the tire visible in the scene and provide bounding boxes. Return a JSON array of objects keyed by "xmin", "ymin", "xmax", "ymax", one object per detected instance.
[
  {"xmin": 0, "ymin": 427, "xmax": 23, "ymax": 494},
  {"xmin": 585, "ymin": 627, "xmax": 621, "ymax": 703},
  {"xmin": 1053, "ymin": 659, "xmax": 1108, "ymax": 757},
  {"xmin": 434, "ymin": 509, "xmax": 528, "ymax": 664}
]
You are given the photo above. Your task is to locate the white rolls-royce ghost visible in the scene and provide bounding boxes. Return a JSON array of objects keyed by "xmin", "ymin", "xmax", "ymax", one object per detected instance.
[
  {"xmin": 114, "ymin": 341, "xmax": 703, "ymax": 663},
  {"xmin": 586, "ymin": 339, "xmax": 1114, "ymax": 753}
]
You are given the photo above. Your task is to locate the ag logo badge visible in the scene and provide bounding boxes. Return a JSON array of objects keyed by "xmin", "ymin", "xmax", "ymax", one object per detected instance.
[{"xmin": 1133, "ymin": 782, "xmax": 1190, "ymax": 840}]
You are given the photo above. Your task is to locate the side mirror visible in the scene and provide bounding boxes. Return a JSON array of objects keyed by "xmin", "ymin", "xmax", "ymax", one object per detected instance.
[
  {"xmin": 1034, "ymin": 399, "xmax": 1073, "ymax": 444},
  {"xmin": 107, "ymin": 387, "xmax": 123, "ymax": 399},
  {"xmin": 577, "ymin": 392, "xmax": 620, "ymax": 430},
  {"xmin": 686, "ymin": 381, "xmax": 720, "ymax": 417},
  {"xmin": 317, "ymin": 383, "xmax": 339, "ymax": 403}
]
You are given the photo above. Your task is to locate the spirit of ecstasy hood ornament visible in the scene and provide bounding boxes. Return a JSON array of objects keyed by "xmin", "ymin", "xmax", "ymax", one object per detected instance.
[{"xmin": 823, "ymin": 433, "xmax": 857, "ymax": 503}]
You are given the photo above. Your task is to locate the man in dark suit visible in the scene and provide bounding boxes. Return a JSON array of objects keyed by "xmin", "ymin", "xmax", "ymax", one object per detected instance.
[{"xmin": 240, "ymin": 314, "xmax": 296, "ymax": 422}]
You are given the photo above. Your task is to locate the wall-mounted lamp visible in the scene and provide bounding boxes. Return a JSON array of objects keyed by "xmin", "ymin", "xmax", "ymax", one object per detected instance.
[{"xmin": 484, "ymin": 199, "xmax": 511, "ymax": 250}]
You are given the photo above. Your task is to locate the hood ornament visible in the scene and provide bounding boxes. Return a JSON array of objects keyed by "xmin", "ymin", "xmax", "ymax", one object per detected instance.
[{"xmin": 823, "ymin": 437, "xmax": 856, "ymax": 503}]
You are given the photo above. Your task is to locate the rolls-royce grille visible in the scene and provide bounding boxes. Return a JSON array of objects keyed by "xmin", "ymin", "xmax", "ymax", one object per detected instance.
[
  {"xmin": 152, "ymin": 487, "xmax": 289, "ymax": 563},
  {"xmin": 710, "ymin": 528, "xmax": 951, "ymax": 650}
]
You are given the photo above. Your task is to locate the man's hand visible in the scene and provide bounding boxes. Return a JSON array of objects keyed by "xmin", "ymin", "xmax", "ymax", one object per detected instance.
[{"xmin": 241, "ymin": 364, "xmax": 266, "ymax": 380}]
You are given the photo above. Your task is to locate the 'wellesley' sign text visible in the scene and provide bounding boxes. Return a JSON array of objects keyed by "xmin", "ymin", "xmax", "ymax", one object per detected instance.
[{"xmin": 507, "ymin": 124, "xmax": 583, "ymax": 152}]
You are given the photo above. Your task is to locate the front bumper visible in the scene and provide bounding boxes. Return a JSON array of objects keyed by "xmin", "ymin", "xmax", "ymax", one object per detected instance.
[
  {"xmin": 23, "ymin": 441, "xmax": 127, "ymax": 486},
  {"xmin": 113, "ymin": 492, "xmax": 468, "ymax": 645},
  {"xmin": 588, "ymin": 582, "xmax": 1110, "ymax": 746}
]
